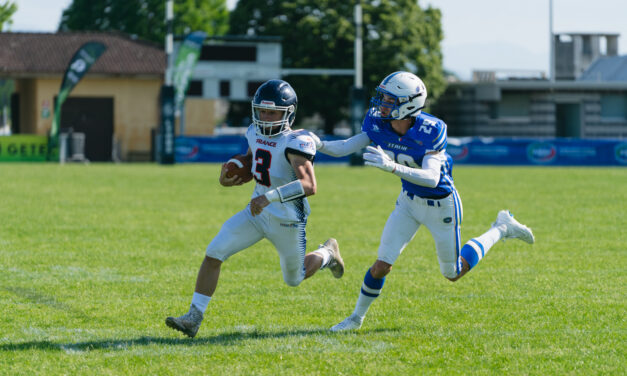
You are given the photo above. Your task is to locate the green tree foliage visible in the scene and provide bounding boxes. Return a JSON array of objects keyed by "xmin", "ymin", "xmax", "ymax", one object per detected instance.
[
  {"xmin": 0, "ymin": 1, "xmax": 17, "ymax": 31},
  {"xmin": 229, "ymin": 0, "xmax": 445, "ymax": 133},
  {"xmin": 59, "ymin": 0, "xmax": 229, "ymax": 45}
]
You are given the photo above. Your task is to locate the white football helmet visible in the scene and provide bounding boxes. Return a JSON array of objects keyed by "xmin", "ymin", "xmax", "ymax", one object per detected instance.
[{"xmin": 369, "ymin": 71, "xmax": 427, "ymax": 120}]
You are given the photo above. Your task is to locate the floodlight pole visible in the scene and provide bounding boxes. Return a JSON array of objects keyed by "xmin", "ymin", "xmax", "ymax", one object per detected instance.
[
  {"xmin": 549, "ymin": 0, "xmax": 555, "ymax": 83},
  {"xmin": 350, "ymin": 2, "xmax": 366, "ymax": 165},
  {"xmin": 354, "ymin": 1, "xmax": 363, "ymax": 89}
]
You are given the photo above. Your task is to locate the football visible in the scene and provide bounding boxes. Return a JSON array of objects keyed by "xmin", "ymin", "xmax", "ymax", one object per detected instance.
[{"xmin": 224, "ymin": 154, "xmax": 253, "ymax": 183}]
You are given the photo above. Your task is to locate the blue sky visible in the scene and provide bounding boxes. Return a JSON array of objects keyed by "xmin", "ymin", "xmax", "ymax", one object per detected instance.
[{"xmin": 11, "ymin": 0, "xmax": 627, "ymax": 80}]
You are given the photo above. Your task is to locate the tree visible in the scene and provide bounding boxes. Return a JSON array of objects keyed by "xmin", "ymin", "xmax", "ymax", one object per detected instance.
[
  {"xmin": 0, "ymin": 1, "xmax": 17, "ymax": 31},
  {"xmin": 58, "ymin": 0, "xmax": 229, "ymax": 45},
  {"xmin": 229, "ymin": 0, "xmax": 445, "ymax": 134}
]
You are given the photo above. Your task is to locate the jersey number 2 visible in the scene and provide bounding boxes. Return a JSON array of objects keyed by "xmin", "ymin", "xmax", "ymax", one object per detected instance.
[
  {"xmin": 381, "ymin": 149, "xmax": 419, "ymax": 168},
  {"xmin": 254, "ymin": 149, "xmax": 272, "ymax": 186}
]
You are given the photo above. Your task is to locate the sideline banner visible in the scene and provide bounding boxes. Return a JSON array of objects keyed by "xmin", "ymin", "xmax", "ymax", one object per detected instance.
[
  {"xmin": 176, "ymin": 136, "xmax": 626, "ymax": 166},
  {"xmin": 0, "ymin": 135, "xmax": 49, "ymax": 161},
  {"xmin": 175, "ymin": 136, "xmax": 249, "ymax": 163},
  {"xmin": 447, "ymin": 138, "xmax": 627, "ymax": 166},
  {"xmin": 175, "ymin": 135, "xmax": 350, "ymax": 163}
]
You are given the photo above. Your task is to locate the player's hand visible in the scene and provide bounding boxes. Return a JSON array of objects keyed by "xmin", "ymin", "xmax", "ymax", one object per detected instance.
[
  {"xmin": 250, "ymin": 195, "xmax": 270, "ymax": 216},
  {"xmin": 363, "ymin": 145, "xmax": 396, "ymax": 173},
  {"xmin": 219, "ymin": 163, "xmax": 243, "ymax": 186},
  {"xmin": 309, "ymin": 133, "xmax": 323, "ymax": 150}
]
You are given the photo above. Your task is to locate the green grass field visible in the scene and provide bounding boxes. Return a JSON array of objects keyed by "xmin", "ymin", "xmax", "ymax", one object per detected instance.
[{"xmin": 0, "ymin": 163, "xmax": 625, "ymax": 375}]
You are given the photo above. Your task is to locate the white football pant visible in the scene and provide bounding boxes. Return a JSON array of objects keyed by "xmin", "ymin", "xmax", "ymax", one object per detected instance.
[
  {"xmin": 377, "ymin": 190, "xmax": 464, "ymax": 278},
  {"xmin": 205, "ymin": 207, "xmax": 307, "ymax": 286}
]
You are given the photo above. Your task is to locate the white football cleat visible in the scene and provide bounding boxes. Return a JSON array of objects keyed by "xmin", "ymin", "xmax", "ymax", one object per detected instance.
[
  {"xmin": 165, "ymin": 304, "xmax": 203, "ymax": 338},
  {"xmin": 330, "ymin": 314, "xmax": 363, "ymax": 332},
  {"xmin": 493, "ymin": 210, "xmax": 535, "ymax": 244},
  {"xmin": 320, "ymin": 238, "xmax": 344, "ymax": 278}
]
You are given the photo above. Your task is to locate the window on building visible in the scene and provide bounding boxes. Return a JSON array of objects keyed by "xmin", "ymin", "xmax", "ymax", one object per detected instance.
[
  {"xmin": 186, "ymin": 80, "xmax": 203, "ymax": 97},
  {"xmin": 582, "ymin": 35, "xmax": 592, "ymax": 56},
  {"xmin": 495, "ymin": 92, "xmax": 530, "ymax": 118},
  {"xmin": 600, "ymin": 94, "xmax": 627, "ymax": 120},
  {"xmin": 247, "ymin": 81, "xmax": 266, "ymax": 97},
  {"xmin": 219, "ymin": 80, "xmax": 230, "ymax": 97},
  {"xmin": 199, "ymin": 45, "xmax": 257, "ymax": 62}
]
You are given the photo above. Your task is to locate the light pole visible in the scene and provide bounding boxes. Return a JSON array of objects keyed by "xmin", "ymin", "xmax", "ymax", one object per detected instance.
[
  {"xmin": 350, "ymin": 1, "xmax": 366, "ymax": 165},
  {"xmin": 549, "ymin": 0, "xmax": 555, "ymax": 83}
]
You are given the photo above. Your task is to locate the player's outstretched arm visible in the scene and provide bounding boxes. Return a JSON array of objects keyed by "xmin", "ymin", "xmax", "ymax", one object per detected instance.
[
  {"xmin": 363, "ymin": 146, "xmax": 441, "ymax": 188},
  {"xmin": 313, "ymin": 132, "xmax": 371, "ymax": 157}
]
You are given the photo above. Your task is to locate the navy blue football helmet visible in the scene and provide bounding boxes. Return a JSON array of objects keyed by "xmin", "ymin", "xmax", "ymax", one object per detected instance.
[{"xmin": 252, "ymin": 79, "xmax": 298, "ymax": 136}]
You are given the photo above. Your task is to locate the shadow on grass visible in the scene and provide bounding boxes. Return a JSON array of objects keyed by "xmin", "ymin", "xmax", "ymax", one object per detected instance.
[{"xmin": 1, "ymin": 327, "xmax": 397, "ymax": 352}]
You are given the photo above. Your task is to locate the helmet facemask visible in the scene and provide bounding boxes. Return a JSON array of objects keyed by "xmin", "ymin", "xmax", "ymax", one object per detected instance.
[
  {"xmin": 252, "ymin": 101, "xmax": 295, "ymax": 136},
  {"xmin": 251, "ymin": 79, "xmax": 298, "ymax": 137},
  {"xmin": 369, "ymin": 71, "xmax": 427, "ymax": 120}
]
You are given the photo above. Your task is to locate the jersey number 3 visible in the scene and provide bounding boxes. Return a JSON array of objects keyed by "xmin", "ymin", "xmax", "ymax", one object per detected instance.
[{"xmin": 254, "ymin": 149, "xmax": 272, "ymax": 186}]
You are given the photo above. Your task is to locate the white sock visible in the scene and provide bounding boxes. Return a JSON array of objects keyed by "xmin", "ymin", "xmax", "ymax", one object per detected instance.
[
  {"xmin": 353, "ymin": 293, "xmax": 375, "ymax": 320},
  {"xmin": 191, "ymin": 292, "xmax": 211, "ymax": 314},
  {"xmin": 476, "ymin": 226, "xmax": 504, "ymax": 251},
  {"xmin": 313, "ymin": 248, "xmax": 332, "ymax": 269}
]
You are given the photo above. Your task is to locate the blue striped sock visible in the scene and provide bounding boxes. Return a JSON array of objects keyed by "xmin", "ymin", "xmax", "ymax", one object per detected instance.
[
  {"xmin": 460, "ymin": 227, "xmax": 502, "ymax": 271},
  {"xmin": 361, "ymin": 269, "xmax": 385, "ymax": 297},
  {"xmin": 460, "ymin": 240, "xmax": 483, "ymax": 270},
  {"xmin": 354, "ymin": 269, "xmax": 385, "ymax": 318}
]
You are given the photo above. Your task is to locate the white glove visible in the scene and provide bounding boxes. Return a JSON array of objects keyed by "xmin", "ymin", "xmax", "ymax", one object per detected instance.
[
  {"xmin": 363, "ymin": 145, "xmax": 396, "ymax": 173},
  {"xmin": 309, "ymin": 133, "xmax": 323, "ymax": 150}
]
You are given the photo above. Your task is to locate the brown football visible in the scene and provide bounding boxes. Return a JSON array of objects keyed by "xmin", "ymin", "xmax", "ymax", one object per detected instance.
[{"xmin": 224, "ymin": 154, "xmax": 253, "ymax": 183}]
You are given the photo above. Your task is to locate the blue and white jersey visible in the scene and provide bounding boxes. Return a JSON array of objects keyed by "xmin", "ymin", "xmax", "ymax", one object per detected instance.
[{"xmin": 362, "ymin": 111, "xmax": 455, "ymax": 199}]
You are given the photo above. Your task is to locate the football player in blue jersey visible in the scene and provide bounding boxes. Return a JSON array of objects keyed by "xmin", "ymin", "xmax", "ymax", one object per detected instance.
[{"xmin": 312, "ymin": 71, "xmax": 535, "ymax": 331}]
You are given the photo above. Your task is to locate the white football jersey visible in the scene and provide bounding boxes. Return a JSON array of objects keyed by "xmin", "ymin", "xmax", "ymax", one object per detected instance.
[{"xmin": 245, "ymin": 125, "xmax": 317, "ymax": 222}]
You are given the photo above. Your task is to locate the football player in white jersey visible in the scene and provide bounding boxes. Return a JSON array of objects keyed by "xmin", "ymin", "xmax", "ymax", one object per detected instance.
[
  {"xmin": 166, "ymin": 80, "xmax": 345, "ymax": 338},
  {"xmin": 311, "ymin": 71, "xmax": 535, "ymax": 331}
]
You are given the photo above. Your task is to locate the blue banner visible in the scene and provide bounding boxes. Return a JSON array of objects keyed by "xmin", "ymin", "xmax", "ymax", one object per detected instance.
[
  {"xmin": 175, "ymin": 135, "xmax": 351, "ymax": 163},
  {"xmin": 448, "ymin": 138, "xmax": 627, "ymax": 166},
  {"xmin": 176, "ymin": 136, "xmax": 248, "ymax": 163},
  {"xmin": 176, "ymin": 136, "xmax": 627, "ymax": 166}
]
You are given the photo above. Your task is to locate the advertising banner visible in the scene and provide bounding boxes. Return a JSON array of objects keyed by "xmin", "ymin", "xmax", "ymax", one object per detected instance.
[
  {"xmin": 447, "ymin": 138, "xmax": 627, "ymax": 166},
  {"xmin": 0, "ymin": 135, "xmax": 49, "ymax": 161},
  {"xmin": 175, "ymin": 135, "xmax": 351, "ymax": 163},
  {"xmin": 173, "ymin": 31, "xmax": 206, "ymax": 116},
  {"xmin": 159, "ymin": 85, "xmax": 176, "ymax": 164},
  {"xmin": 176, "ymin": 136, "xmax": 626, "ymax": 166},
  {"xmin": 49, "ymin": 41, "xmax": 107, "ymax": 159}
]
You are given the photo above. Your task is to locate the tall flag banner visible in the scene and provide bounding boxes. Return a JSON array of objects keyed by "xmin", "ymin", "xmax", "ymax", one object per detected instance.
[
  {"xmin": 173, "ymin": 31, "xmax": 206, "ymax": 117},
  {"xmin": 49, "ymin": 41, "xmax": 107, "ymax": 159},
  {"xmin": 159, "ymin": 85, "xmax": 176, "ymax": 165}
]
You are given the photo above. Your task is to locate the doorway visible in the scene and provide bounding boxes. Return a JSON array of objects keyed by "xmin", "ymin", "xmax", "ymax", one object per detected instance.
[
  {"xmin": 555, "ymin": 103, "xmax": 581, "ymax": 138},
  {"xmin": 60, "ymin": 97, "xmax": 114, "ymax": 161}
]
